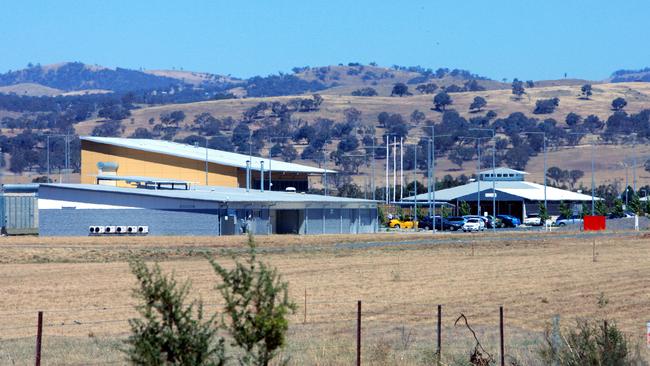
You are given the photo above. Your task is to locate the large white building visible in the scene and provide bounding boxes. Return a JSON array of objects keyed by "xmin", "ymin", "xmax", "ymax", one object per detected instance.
[{"xmin": 403, "ymin": 168, "xmax": 599, "ymax": 219}]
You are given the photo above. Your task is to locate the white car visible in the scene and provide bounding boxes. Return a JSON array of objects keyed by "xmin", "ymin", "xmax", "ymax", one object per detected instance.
[
  {"xmin": 523, "ymin": 214, "xmax": 542, "ymax": 226},
  {"xmin": 462, "ymin": 218, "xmax": 484, "ymax": 232}
]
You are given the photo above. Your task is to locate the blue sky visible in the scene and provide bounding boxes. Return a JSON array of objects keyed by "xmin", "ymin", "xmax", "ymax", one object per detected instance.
[{"xmin": 1, "ymin": 0, "xmax": 649, "ymax": 80}]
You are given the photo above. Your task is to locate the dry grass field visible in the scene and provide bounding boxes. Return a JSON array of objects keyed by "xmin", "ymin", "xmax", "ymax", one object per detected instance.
[{"xmin": 1, "ymin": 231, "xmax": 649, "ymax": 364}]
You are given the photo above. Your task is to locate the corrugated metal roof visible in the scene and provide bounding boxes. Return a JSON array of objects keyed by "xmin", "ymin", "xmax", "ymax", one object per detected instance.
[
  {"xmin": 41, "ymin": 183, "xmax": 375, "ymax": 204},
  {"xmin": 478, "ymin": 167, "xmax": 528, "ymax": 175},
  {"xmin": 403, "ymin": 181, "xmax": 600, "ymax": 202},
  {"xmin": 81, "ymin": 136, "xmax": 336, "ymax": 174}
]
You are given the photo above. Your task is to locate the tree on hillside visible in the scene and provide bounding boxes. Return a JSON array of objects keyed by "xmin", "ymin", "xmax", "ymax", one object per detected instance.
[
  {"xmin": 580, "ymin": 84, "xmax": 593, "ymax": 100},
  {"xmin": 511, "ymin": 78, "xmax": 525, "ymax": 100},
  {"xmin": 469, "ymin": 96, "xmax": 487, "ymax": 113},
  {"xmin": 504, "ymin": 144, "xmax": 533, "ymax": 170},
  {"xmin": 377, "ymin": 111, "xmax": 390, "ymax": 128},
  {"xmin": 410, "ymin": 109, "xmax": 426, "ymax": 124},
  {"xmin": 568, "ymin": 169, "xmax": 584, "ymax": 189},
  {"xmin": 526, "ymin": 80, "xmax": 535, "ymax": 88},
  {"xmin": 533, "ymin": 97, "xmax": 559, "ymax": 114},
  {"xmin": 432, "ymin": 92, "xmax": 452, "ymax": 112},
  {"xmin": 612, "ymin": 97, "xmax": 627, "ymax": 111},
  {"xmin": 448, "ymin": 147, "xmax": 474, "ymax": 169},
  {"xmin": 415, "ymin": 83, "xmax": 438, "ymax": 94},
  {"xmin": 351, "ymin": 87, "xmax": 378, "ymax": 96},
  {"xmin": 546, "ymin": 166, "xmax": 567, "ymax": 186},
  {"xmin": 129, "ymin": 127, "xmax": 153, "ymax": 139},
  {"xmin": 565, "ymin": 112, "xmax": 581, "ymax": 127},
  {"xmin": 391, "ymin": 83, "xmax": 410, "ymax": 97}
]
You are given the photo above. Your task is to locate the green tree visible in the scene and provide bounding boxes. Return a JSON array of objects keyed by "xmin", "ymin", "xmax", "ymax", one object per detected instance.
[
  {"xmin": 469, "ymin": 96, "xmax": 487, "ymax": 112},
  {"xmin": 595, "ymin": 200, "xmax": 608, "ymax": 216},
  {"xmin": 580, "ymin": 84, "xmax": 593, "ymax": 99},
  {"xmin": 612, "ymin": 97, "xmax": 627, "ymax": 111},
  {"xmin": 539, "ymin": 202, "xmax": 550, "ymax": 223},
  {"xmin": 628, "ymin": 193, "xmax": 643, "ymax": 215},
  {"xmin": 611, "ymin": 198, "xmax": 624, "ymax": 217},
  {"xmin": 391, "ymin": 83, "xmax": 410, "ymax": 97},
  {"xmin": 459, "ymin": 201, "xmax": 470, "ymax": 216},
  {"xmin": 432, "ymin": 91, "xmax": 452, "ymax": 111},
  {"xmin": 580, "ymin": 202, "xmax": 590, "ymax": 218},
  {"xmin": 125, "ymin": 260, "xmax": 225, "ymax": 366},
  {"xmin": 210, "ymin": 233, "xmax": 296, "ymax": 366},
  {"xmin": 559, "ymin": 201, "xmax": 572, "ymax": 218},
  {"xmin": 511, "ymin": 78, "xmax": 525, "ymax": 100}
]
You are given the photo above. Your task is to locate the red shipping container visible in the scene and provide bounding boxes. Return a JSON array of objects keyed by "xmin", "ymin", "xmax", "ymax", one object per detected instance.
[{"xmin": 584, "ymin": 215, "xmax": 606, "ymax": 231}]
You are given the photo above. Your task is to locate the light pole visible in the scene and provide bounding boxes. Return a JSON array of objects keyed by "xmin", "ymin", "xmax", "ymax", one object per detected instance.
[
  {"xmin": 521, "ymin": 131, "xmax": 547, "ymax": 217},
  {"xmin": 460, "ymin": 135, "xmax": 491, "ymax": 216},
  {"xmin": 568, "ymin": 132, "xmax": 595, "ymax": 215},
  {"xmin": 361, "ymin": 142, "xmax": 385, "ymax": 201},
  {"xmin": 43, "ymin": 134, "xmax": 71, "ymax": 183},
  {"xmin": 267, "ymin": 136, "xmax": 294, "ymax": 191},
  {"xmin": 471, "ymin": 128, "xmax": 497, "ymax": 232},
  {"xmin": 193, "ymin": 136, "xmax": 209, "ymax": 185},
  {"xmin": 421, "ymin": 131, "xmax": 452, "ymax": 232}
]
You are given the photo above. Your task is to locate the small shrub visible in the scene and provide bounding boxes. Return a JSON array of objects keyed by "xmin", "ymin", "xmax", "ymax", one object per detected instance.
[
  {"xmin": 539, "ymin": 319, "xmax": 648, "ymax": 366},
  {"xmin": 124, "ymin": 260, "xmax": 225, "ymax": 365},
  {"xmin": 210, "ymin": 233, "xmax": 296, "ymax": 366}
]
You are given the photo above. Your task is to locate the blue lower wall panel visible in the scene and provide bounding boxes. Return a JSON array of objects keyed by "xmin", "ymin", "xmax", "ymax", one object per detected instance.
[{"xmin": 40, "ymin": 209, "xmax": 219, "ymax": 236}]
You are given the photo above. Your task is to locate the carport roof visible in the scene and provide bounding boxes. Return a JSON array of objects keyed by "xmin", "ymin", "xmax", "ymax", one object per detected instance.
[{"xmin": 403, "ymin": 180, "xmax": 600, "ymax": 202}]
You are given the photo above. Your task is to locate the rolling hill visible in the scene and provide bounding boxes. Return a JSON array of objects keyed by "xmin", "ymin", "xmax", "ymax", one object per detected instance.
[
  {"xmin": 73, "ymin": 81, "xmax": 650, "ymax": 190},
  {"xmin": 1, "ymin": 61, "xmax": 649, "ymax": 193}
]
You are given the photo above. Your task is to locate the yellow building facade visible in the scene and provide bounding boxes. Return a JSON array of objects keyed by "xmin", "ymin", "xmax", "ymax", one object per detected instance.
[{"xmin": 81, "ymin": 139, "xmax": 311, "ymax": 190}]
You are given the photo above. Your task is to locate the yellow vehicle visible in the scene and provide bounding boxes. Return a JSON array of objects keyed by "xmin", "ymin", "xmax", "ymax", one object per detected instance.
[{"xmin": 388, "ymin": 218, "xmax": 416, "ymax": 229}]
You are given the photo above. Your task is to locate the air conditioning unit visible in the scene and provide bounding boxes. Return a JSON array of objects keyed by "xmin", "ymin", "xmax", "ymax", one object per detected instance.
[
  {"xmin": 104, "ymin": 226, "xmax": 117, "ymax": 234},
  {"xmin": 89, "ymin": 226, "xmax": 103, "ymax": 234},
  {"xmin": 115, "ymin": 226, "xmax": 128, "ymax": 234},
  {"xmin": 137, "ymin": 226, "xmax": 149, "ymax": 234},
  {"xmin": 127, "ymin": 226, "xmax": 139, "ymax": 234}
]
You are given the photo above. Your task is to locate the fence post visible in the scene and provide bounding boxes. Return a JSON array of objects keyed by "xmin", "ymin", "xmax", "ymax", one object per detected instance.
[
  {"xmin": 35, "ymin": 311, "xmax": 43, "ymax": 366},
  {"xmin": 303, "ymin": 288, "xmax": 307, "ymax": 324},
  {"xmin": 500, "ymin": 306, "xmax": 505, "ymax": 366},
  {"xmin": 437, "ymin": 304, "xmax": 442, "ymax": 365},
  {"xmin": 356, "ymin": 300, "xmax": 361, "ymax": 366}
]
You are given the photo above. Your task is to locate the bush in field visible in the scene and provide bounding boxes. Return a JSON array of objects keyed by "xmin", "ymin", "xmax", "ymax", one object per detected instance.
[
  {"xmin": 210, "ymin": 233, "xmax": 296, "ymax": 366},
  {"xmin": 539, "ymin": 319, "xmax": 648, "ymax": 365},
  {"xmin": 125, "ymin": 260, "xmax": 226, "ymax": 365}
]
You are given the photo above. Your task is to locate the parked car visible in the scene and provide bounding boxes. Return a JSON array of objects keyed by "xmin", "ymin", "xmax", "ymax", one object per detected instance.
[
  {"xmin": 485, "ymin": 215, "xmax": 502, "ymax": 228},
  {"xmin": 388, "ymin": 217, "xmax": 415, "ymax": 229},
  {"xmin": 443, "ymin": 216, "xmax": 467, "ymax": 231},
  {"xmin": 462, "ymin": 218, "xmax": 484, "ymax": 232},
  {"xmin": 417, "ymin": 215, "xmax": 432, "ymax": 230},
  {"xmin": 523, "ymin": 214, "xmax": 542, "ymax": 226},
  {"xmin": 608, "ymin": 211, "xmax": 635, "ymax": 219},
  {"xmin": 463, "ymin": 215, "xmax": 489, "ymax": 230},
  {"xmin": 496, "ymin": 214, "xmax": 521, "ymax": 228},
  {"xmin": 554, "ymin": 214, "xmax": 582, "ymax": 226}
]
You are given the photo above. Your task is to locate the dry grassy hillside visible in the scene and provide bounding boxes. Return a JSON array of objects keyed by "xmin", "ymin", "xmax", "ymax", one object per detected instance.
[{"xmin": 74, "ymin": 82, "xmax": 650, "ymax": 188}]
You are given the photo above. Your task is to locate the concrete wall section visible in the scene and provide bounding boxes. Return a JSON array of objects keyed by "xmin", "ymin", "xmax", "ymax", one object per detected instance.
[{"xmin": 40, "ymin": 208, "xmax": 220, "ymax": 236}]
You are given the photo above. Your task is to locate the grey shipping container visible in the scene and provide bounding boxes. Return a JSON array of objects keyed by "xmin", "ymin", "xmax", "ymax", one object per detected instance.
[{"xmin": 1, "ymin": 194, "xmax": 38, "ymax": 235}]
